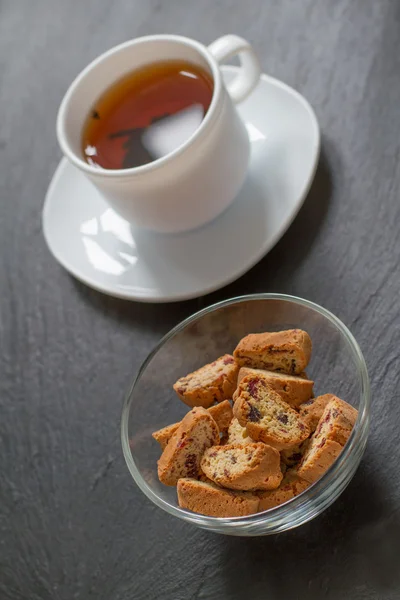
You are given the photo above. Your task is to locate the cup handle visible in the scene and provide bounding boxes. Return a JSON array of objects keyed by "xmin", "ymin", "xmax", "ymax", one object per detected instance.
[{"xmin": 208, "ymin": 34, "xmax": 261, "ymax": 103}]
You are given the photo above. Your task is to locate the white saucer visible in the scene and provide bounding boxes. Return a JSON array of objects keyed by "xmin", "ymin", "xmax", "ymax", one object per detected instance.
[{"xmin": 43, "ymin": 66, "xmax": 320, "ymax": 302}]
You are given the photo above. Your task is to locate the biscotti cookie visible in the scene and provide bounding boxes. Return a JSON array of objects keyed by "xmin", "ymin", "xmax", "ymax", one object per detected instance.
[
  {"xmin": 173, "ymin": 354, "xmax": 239, "ymax": 408},
  {"xmin": 299, "ymin": 394, "xmax": 336, "ymax": 432},
  {"xmin": 297, "ymin": 438, "xmax": 343, "ymax": 484},
  {"xmin": 153, "ymin": 400, "xmax": 233, "ymax": 450},
  {"xmin": 157, "ymin": 407, "xmax": 219, "ymax": 486},
  {"xmin": 257, "ymin": 469, "xmax": 310, "ymax": 511},
  {"xmin": 233, "ymin": 374, "xmax": 310, "ymax": 450},
  {"xmin": 233, "ymin": 330, "xmax": 312, "ymax": 375},
  {"xmin": 153, "ymin": 422, "xmax": 183, "ymax": 452},
  {"xmin": 236, "ymin": 367, "xmax": 314, "ymax": 408},
  {"xmin": 177, "ymin": 478, "xmax": 260, "ymax": 517},
  {"xmin": 297, "ymin": 398, "xmax": 358, "ymax": 483},
  {"xmin": 226, "ymin": 417, "xmax": 253, "ymax": 446},
  {"xmin": 313, "ymin": 397, "xmax": 358, "ymax": 446},
  {"xmin": 201, "ymin": 443, "xmax": 282, "ymax": 491}
]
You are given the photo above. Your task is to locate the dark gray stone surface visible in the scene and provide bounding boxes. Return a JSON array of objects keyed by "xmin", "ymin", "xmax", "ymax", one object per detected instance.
[{"xmin": 1, "ymin": 0, "xmax": 399, "ymax": 598}]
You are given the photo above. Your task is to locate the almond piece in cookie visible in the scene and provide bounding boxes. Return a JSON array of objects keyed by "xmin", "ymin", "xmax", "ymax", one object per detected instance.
[
  {"xmin": 226, "ymin": 417, "xmax": 253, "ymax": 446},
  {"xmin": 157, "ymin": 407, "xmax": 219, "ymax": 486},
  {"xmin": 257, "ymin": 469, "xmax": 310, "ymax": 511},
  {"xmin": 236, "ymin": 367, "xmax": 314, "ymax": 408},
  {"xmin": 177, "ymin": 478, "xmax": 260, "ymax": 517},
  {"xmin": 233, "ymin": 374, "xmax": 310, "ymax": 450},
  {"xmin": 173, "ymin": 355, "xmax": 239, "ymax": 408},
  {"xmin": 201, "ymin": 443, "xmax": 283, "ymax": 491},
  {"xmin": 233, "ymin": 330, "xmax": 312, "ymax": 375},
  {"xmin": 153, "ymin": 400, "xmax": 233, "ymax": 450},
  {"xmin": 297, "ymin": 397, "xmax": 358, "ymax": 483}
]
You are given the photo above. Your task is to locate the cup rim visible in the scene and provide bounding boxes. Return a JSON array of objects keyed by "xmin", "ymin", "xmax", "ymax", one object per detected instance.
[
  {"xmin": 56, "ymin": 34, "xmax": 223, "ymax": 178},
  {"xmin": 121, "ymin": 293, "xmax": 371, "ymax": 532}
]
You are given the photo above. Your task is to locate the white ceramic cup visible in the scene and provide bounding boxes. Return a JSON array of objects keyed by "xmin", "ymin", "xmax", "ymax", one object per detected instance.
[{"xmin": 57, "ymin": 34, "xmax": 261, "ymax": 233}]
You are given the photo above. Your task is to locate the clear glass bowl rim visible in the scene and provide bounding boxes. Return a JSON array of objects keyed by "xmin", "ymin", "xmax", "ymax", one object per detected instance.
[{"xmin": 121, "ymin": 293, "xmax": 370, "ymax": 532}]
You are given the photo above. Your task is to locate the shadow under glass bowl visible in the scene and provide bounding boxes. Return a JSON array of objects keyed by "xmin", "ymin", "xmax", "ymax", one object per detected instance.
[{"xmin": 121, "ymin": 294, "xmax": 370, "ymax": 536}]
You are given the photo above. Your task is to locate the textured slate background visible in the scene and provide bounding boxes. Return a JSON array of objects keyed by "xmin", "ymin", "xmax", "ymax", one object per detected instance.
[{"xmin": 1, "ymin": 0, "xmax": 399, "ymax": 598}]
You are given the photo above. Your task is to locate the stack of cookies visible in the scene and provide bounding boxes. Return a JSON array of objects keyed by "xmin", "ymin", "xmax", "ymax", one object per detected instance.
[{"xmin": 152, "ymin": 329, "xmax": 358, "ymax": 518}]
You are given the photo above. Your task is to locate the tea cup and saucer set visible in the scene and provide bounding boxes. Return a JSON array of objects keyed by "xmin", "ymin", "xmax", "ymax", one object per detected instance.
[{"xmin": 42, "ymin": 34, "xmax": 320, "ymax": 302}]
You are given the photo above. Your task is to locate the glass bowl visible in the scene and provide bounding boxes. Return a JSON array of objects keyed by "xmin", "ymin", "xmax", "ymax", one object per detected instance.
[{"xmin": 121, "ymin": 294, "xmax": 370, "ymax": 536}]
